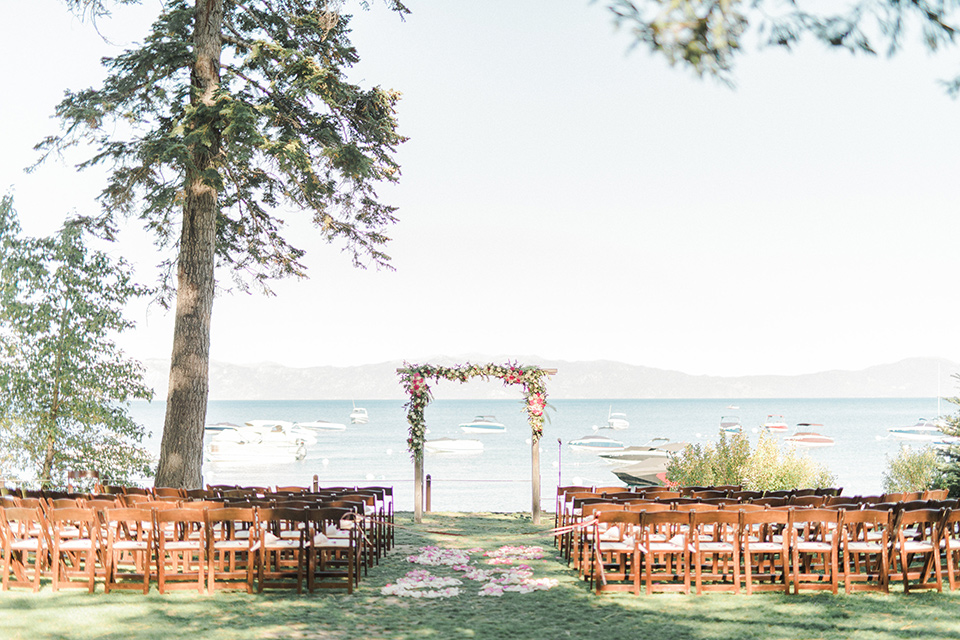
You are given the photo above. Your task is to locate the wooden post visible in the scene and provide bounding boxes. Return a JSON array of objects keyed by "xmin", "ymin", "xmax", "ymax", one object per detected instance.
[
  {"xmin": 531, "ymin": 437, "xmax": 541, "ymax": 525},
  {"xmin": 414, "ymin": 452, "xmax": 423, "ymax": 524},
  {"xmin": 425, "ymin": 474, "xmax": 432, "ymax": 512}
]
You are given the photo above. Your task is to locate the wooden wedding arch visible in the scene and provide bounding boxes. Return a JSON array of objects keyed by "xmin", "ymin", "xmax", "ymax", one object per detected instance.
[{"xmin": 397, "ymin": 363, "xmax": 556, "ymax": 524}]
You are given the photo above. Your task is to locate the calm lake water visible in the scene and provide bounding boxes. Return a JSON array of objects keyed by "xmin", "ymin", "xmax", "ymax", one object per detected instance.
[{"xmin": 130, "ymin": 397, "xmax": 949, "ymax": 513}]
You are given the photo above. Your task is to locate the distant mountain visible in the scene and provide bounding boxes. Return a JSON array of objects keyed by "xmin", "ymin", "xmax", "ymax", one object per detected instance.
[{"xmin": 140, "ymin": 356, "xmax": 960, "ymax": 401}]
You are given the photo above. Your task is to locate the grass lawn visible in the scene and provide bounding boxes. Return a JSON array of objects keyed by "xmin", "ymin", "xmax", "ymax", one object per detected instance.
[{"xmin": 2, "ymin": 512, "xmax": 960, "ymax": 640}]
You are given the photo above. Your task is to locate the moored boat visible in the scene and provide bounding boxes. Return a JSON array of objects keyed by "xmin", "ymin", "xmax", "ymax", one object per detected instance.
[
  {"xmin": 785, "ymin": 427, "xmax": 834, "ymax": 448},
  {"xmin": 568, "ymin": 434, "xmax": 625, "ymax": 452},
  {"xmin": 205, "ymin": 426, "xmax": 308, "ymax": 463},
  {"xmin": 720, "ymin": 416, "xmax": 742, "ymax": 434},
  {"xmin": 604, "ymin": 408, "xmax": 629, "ymax": 430},
  {"xmin": 295, "ymin": 419, "xmax": 347, "ymax": 431},
  {"xmin": 349, "ymin": 406, "xmax": 370, "ymax": 424},
  {"xmin": 598, "ymin": 441, "xmax": 688, "ymax": 463},
  {"xmin": 459, "ymin": 415, "xmax": 506, "ymax": 434},
  {"xmin": 887, "ymin": 418, "xmax": 947, "ymax": 441},
  {"xmin": 761, "ymin": 415, "xmax": 789, "ymax": 432},
  {"xmin": 612, "ymin": 458, "xmax": 670, "ymax": 486}
]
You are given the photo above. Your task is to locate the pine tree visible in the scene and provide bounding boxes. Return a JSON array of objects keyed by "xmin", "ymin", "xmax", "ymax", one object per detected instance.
[{"xmin": 37, "ymin": 0, "xmax": 407, "ymax": 487}]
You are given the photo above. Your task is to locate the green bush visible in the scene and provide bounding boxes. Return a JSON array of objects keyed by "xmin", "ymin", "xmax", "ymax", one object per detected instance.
[
  {"xmin": 882, "ymin": 445, "xmax": 943, "ymax": 493},
  {"xmin": 667, "ymin": 431, "xmax": 835, "ymax": 491}
]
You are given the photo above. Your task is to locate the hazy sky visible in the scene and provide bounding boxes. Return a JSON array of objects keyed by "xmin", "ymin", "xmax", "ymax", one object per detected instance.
[{"xmin": 2, "ymin": 1, "xmax": 958, "ymax": 377}]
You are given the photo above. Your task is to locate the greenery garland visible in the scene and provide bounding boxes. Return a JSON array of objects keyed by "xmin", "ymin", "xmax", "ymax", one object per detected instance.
[{"xmin": 398, "ymin": 362, "xmax": 551, "ymax": 457}]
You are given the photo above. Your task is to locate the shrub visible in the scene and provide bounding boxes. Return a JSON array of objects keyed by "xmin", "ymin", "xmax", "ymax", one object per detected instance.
[
  {"xmin": 882, "ymin": 445, "xmax": 943, "ymax": 493},
  {"xmin": 667, "ymin": 430, "xmax": 835, "ymax": 491}
]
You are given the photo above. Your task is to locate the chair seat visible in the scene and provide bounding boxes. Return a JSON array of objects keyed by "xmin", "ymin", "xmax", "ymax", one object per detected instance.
[
  {"xmin": 898, "ymin": 541, "xmax": 935, "ymax": 553},
  {"xmin": 846, "ymin": 541, "xmax": 884, "ymax": 552},
  {"xmin": 164, "ymin": 541, "xmax": 202, "ymax": 551},
  {"xmin": 59, "ymin": 539, "xmax": 95, "ymax": 551},
  {"xmin": 697, "ymin": 542, "xmax": 734, "ymax": 552},
  {"xmin": 746, "ymin": 542, "xmax": 784, "ymax": 552},
  {"xmin": 797, "ymin": 541, "xmax": 832, "ymax": 552}
]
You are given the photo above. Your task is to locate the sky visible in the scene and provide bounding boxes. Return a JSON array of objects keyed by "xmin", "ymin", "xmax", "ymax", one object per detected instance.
[{"xmin": 1, "ymin": 1, "xmax": 959, "ymax": 377}]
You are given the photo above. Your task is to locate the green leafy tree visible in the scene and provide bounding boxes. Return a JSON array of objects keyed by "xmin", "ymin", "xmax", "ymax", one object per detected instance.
[
  {"xmin": 666, "ymin": 430, "xmax": 750, "ymax": 486},
  {"xmin": 668, "ymin": 430, "xmax": 834, "ymax": 490},
  {"xmin": 39, "ymin": 0, "xmax": 407, "ymax": 487},
  {"xmin": 741, "ymin": 431, "xmax": 834, "ymax": 492},
  {"xmin": 0, "ymin": 195, "xmax": 154, "ymax": 488},
  {"xmin": 606, "ymin": 1, "xmax": 959, "ymax": 91},
  {"xmin": 882, "ymin": 444, "xmax": 942, "ymax": 493},
  {"xmin": 937, "ymin": 377, "xmax": 960, "ymax": 497}
]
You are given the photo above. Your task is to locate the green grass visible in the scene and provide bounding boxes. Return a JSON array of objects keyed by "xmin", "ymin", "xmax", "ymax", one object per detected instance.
[{"xmin": 2, "ymin": 512, "xmax": 960, "ymax": 640}]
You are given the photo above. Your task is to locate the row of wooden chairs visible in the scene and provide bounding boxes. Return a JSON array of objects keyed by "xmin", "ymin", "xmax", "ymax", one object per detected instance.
[
  {"xmin": 576, "ymin": 503, "xmax": 960, "ymax": 595},
  {"xmin": 1, "ymin": 483, "xmax": 395, "ymax": 594}
]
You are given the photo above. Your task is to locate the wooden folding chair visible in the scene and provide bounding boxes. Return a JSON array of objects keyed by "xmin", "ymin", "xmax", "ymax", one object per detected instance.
[
  {"xmin": 840, "ymin": 508, "xmax": 890, "ymax": 594},
  {"xmin": 740, "ymin": 508, "xmax": 789, "ymax": 594},
  {"xmin": 103, "ymin": 507, "xmax": 153, "ymax": 594},
  {"xmin": 591, "ymin": 510, "xmax": 641, "ymax": 595},
  {"xmin": 640, "ymin": 510, "xmax": 691, "ymax": 594},
  {"xmin": 306, "ymin": 507, "xmax": 360, "ymax": 593},
  {"xmin": 789, "ymin": 508, "xmax": 840, "ymax": 594},
  {"xmin": 206, "ymin": 507, "xmax": 257, "ymax": 593},
  {"xmin": 690, "ymin": 509, "xmax": 741, "ymax": 594},
  {"xmin": 939, "ymin": 508, "xmax": 960, "ymax": 590},
  {"xmin": 257, "ymin": 508, "xmax": 308, "ymax": 593},
  {"xmin": 1, "ymin": 507, "xmax": 47, "ymax": 592},
  {"xmin": 155, "ymin": 508, "xmax": 206, "ymax": 594},
  {"xmin": 49, "ymin": 507, "xmax": 102, "ymax": 592},
  {"xmin": 892, "ymin": 508, "xmax": 942, "ymax": 593}
]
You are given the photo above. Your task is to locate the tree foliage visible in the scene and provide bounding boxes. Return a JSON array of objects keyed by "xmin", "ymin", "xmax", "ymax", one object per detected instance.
[
  {"xmin": 606, "ymin": 1, "xmax": 960, "ymax": 91},
  {"xmin": 39, "ymin": 0, "xmax": 408, "ymax": 298},
  {"xmin": 937, "ymin": 376, "xmax": 960, "ymax": 497},
  {"xmin": 882, "ymin": 444, "xmax": 943, "ymax": 493},
  {"xmin": 667, "ymin": 430, "xmax": 834, "ymax": 491},
  {"xmin": 0, "ymin": 195, "xmax": 154, "ymax": 488}
]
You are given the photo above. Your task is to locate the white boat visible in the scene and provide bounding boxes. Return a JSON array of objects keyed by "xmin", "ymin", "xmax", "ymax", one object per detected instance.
[
  {"xmin": 762, "ymin": 415, "xmax": 789, "ymax": 432},
  {"xmin": 598, "ymin": 441, "xmax": 688, "ymax": 462},
  {"xmin": 204, "ymin": 421, "xmax": 240, "ymax": 432},
  {"xmin": 424, "ymin": 438, "xmax": 484, "ymax": 453},
  {"xmin": 604, "ymin": 408, "xmax": 629, "ymax": 430},
  {"xmin": 720, "ymin": 416, "xmax": 742, "ymax": 433},
  {"xmin": 295, "ymin": 419, "xmax": 347, "ymax": 431},
  {"xmin": 205, "ymin": 427, "xmax": 308, "ymax": 463},
  {"xmin": 459, "ymin": 415, "xmax": 506, "ymax": 433},
  {"xmin": 784, "ymin": 428, "xmax": 835, "ymax": 448},
  {"xmin": 568, "ymin": 434, "xmax": 625, "ymax": 452},
  {"xmin": 349, "ymin": 406, "xmax": 369, "ymax": 424},
  {"xmin": 239, "ymin": 421, "xmax": 317, "ymax": 445},
  {"xmin": 887, "ymin": 418, "xmax": 948, "ymax": 441}
]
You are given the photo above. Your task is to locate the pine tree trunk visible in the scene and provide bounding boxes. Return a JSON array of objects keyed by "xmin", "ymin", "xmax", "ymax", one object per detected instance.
[{"xmin": 154, "ymin": 0, "xmax": 224, "ymax": 489}]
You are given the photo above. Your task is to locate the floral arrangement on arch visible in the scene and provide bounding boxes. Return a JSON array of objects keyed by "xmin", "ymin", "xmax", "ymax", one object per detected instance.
[{"xmin": 397, "ymin": 362, "xmax": 551, "ymax": 457}]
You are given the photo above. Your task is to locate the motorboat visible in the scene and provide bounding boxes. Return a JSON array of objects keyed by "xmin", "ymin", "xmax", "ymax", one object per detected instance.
[
  {"xmin": 424, "ymin": 438, "xmax": 483, "ymax": 454},
  {"xmin": 604, "ymin": 408, "xmax": 629, "ymax": 430},
  {"xmin": 568, "ymin": 434, "xmax": 625, "ymax": 453},
  {"xmin": 933, "ymin": 435, "xmax": 960, "ymax": 449},
  {"xmin": 459, "ymin": 415, "xmax": 506, "ymax": 434},
  {"xmin": 205, "ymin": 426, "xmax": 308, "ymax": 463},
  {"xmin": 241, "ymin": 420, "xmax": 317, "ymax": 445},
  {"xmin": 720, "ymin": 416, "xmax": 742, "ymax": 434},
  {"xmin": 612, "ymin": 458, "xmax": 670, "ymax": 487},
  {"xmin": 204, "ymin": 421, "xmax": 240, "ymax": 432},
  {"xmin": 295, "ymin": 419, "xmax": 347, "ymax": 431},
  {"xmin": 784, "ymin": 428, "xmax": 835, "ymax": 448},
  {"xmin": 598, "ymin": 441, "xmax": 689, "ymax": 463},
  {"xmin": 887, "ymin": 418, "xmax": 948, "ymax": 441},
  {"xmin": 761, "ymin": 415, "xmax": 789, "ymax": 433},
  {"xmin": 349, "ymin": 406, "xmax": 370, "ymax": 424}
]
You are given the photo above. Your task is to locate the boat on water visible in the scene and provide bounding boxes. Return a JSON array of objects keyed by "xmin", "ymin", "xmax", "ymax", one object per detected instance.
[
  {"xmin": 242, "ymin": 420, "xmax": 318, "ymax": 445},
  {"xmin": 349, "ymin": 405, "xmax": 370, "ymax": 424},
  {"xmin": 204, "ymin": 421, "xmax": 240, "ymax": 432},
  {"xmin": 295, "ymin": 419, "xmax": 347, "ymax": 431},
  {"xmin": 604, "ymin": 408, "xmax": 629, "ymax": 430},
  {"xmin": 761, "ymin": 415, "xmax": 789, "ymax": 432},
  {"xmin": 720, "ymin": 416, "xmax": 742, "ymax": 434},
  {"xmin": 568, "ymin": 434, "xmax": 625, "ymax": 452},
  {"xmin": 784, "ymin": 427, "xmax": 834, "ymax": 448},
  {"xmin": 599, "ymin": 440, "xmax": 689, "ymax": 463},
  {"xmin": 887, "ymin": 418, "xmax": 948, "ymax": 441},
  {"xmin": 205, "ymin": 426, "xmax": 308, "ymax": 463},
  {"xmin": 612, "ymin": 458, "xmax": 670, "ymax": 487},
  {"xmin": 459, "ymin": 415, "xmax": 506, "ymax": 434},
  {"xmin": 424, "ymin": 438, "xmax": 484, "ymax": 454}
]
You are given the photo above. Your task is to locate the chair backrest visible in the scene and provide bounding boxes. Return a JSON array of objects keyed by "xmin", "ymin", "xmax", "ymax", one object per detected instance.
[
  {"xmin": 764, "ymin": 489, "xmax": 793, "ymax": 498},
  {"xmin": 691, "ymin": 490, "xmax": 727, "ymax": 499},
  {"xmin": 275, "ymin": 486, "xmax": 309, "ymax": 494},
  {"xmin": 623, "ymin": 502, "xmax": 671, "ymax": 514},
  {"xmin": 923, "ymin": 489, "xmax": 949, "ymax": 501},
  {"xmin": 815, "ymin": 487, "xmax": 843, "ymax": 496},
  {"xmin": 728, "ymin": 503, "xmax": 766, "ymax": 513},
  {"xmin": 205, "ymin": 507, "xmax": 257, "ymax": 542},
  {"xmin": 792, "ymin": 488, "xmax": 818, "ymax": 498},
  {"xmin": 123, "ymin": 486, "xmax": 151, "ymax": 496},
  {"xmin": 640, "ymin": 510, "xmax": 690, "ymax": 541},
  {"xmin": 729, "ymin": 490, "xmax": 764, "ymax": 501},
  {"xmin": 790, "ymin": 495, "xmax": 828, "ymax": 507},
  {"xmin": 751, "ymin": 496, "xmax": 788, "ymax": 507},
  {"xmin": 691, "ymin": 509, "xmax": 740, "ymax": 540},
  {"xmin": 788, "ymin": 507, "xmax": 840, "ymax": 542},
  {"xmin": 740, "ymin": 507, "xmax": 790, "ymax": 542},
  {"xmin": 673, "ymin": 503, "xmax": 719, "ymax": 512},
  {"xmin": 49, "ymin": 507, "xmax": 100, "ymax": 541},
  {"xmin": 840, "ymin": 508, "xmax": 890, "ymax": 544},
  {"xmin": 153, "ymin": 487, "xmax": 186, "ymax": 498},
  {"xmin": 48, "ymin": 498, "xmax": 81, "ymax": 510},
  {"xmin": 700, "ymin": 497, "xmax": 741, "ymax": 506}
]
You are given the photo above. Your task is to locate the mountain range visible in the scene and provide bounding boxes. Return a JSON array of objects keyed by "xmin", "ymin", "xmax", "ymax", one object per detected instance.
[{"xmin": 140, "ymin": 356, "xmax": 959, "ymax": 401}]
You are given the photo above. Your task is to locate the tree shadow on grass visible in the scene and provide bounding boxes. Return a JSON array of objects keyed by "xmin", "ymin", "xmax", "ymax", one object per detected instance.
[{"xmin": 2, "ymin": 513, "xmax": 960, "ymax": 640}]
